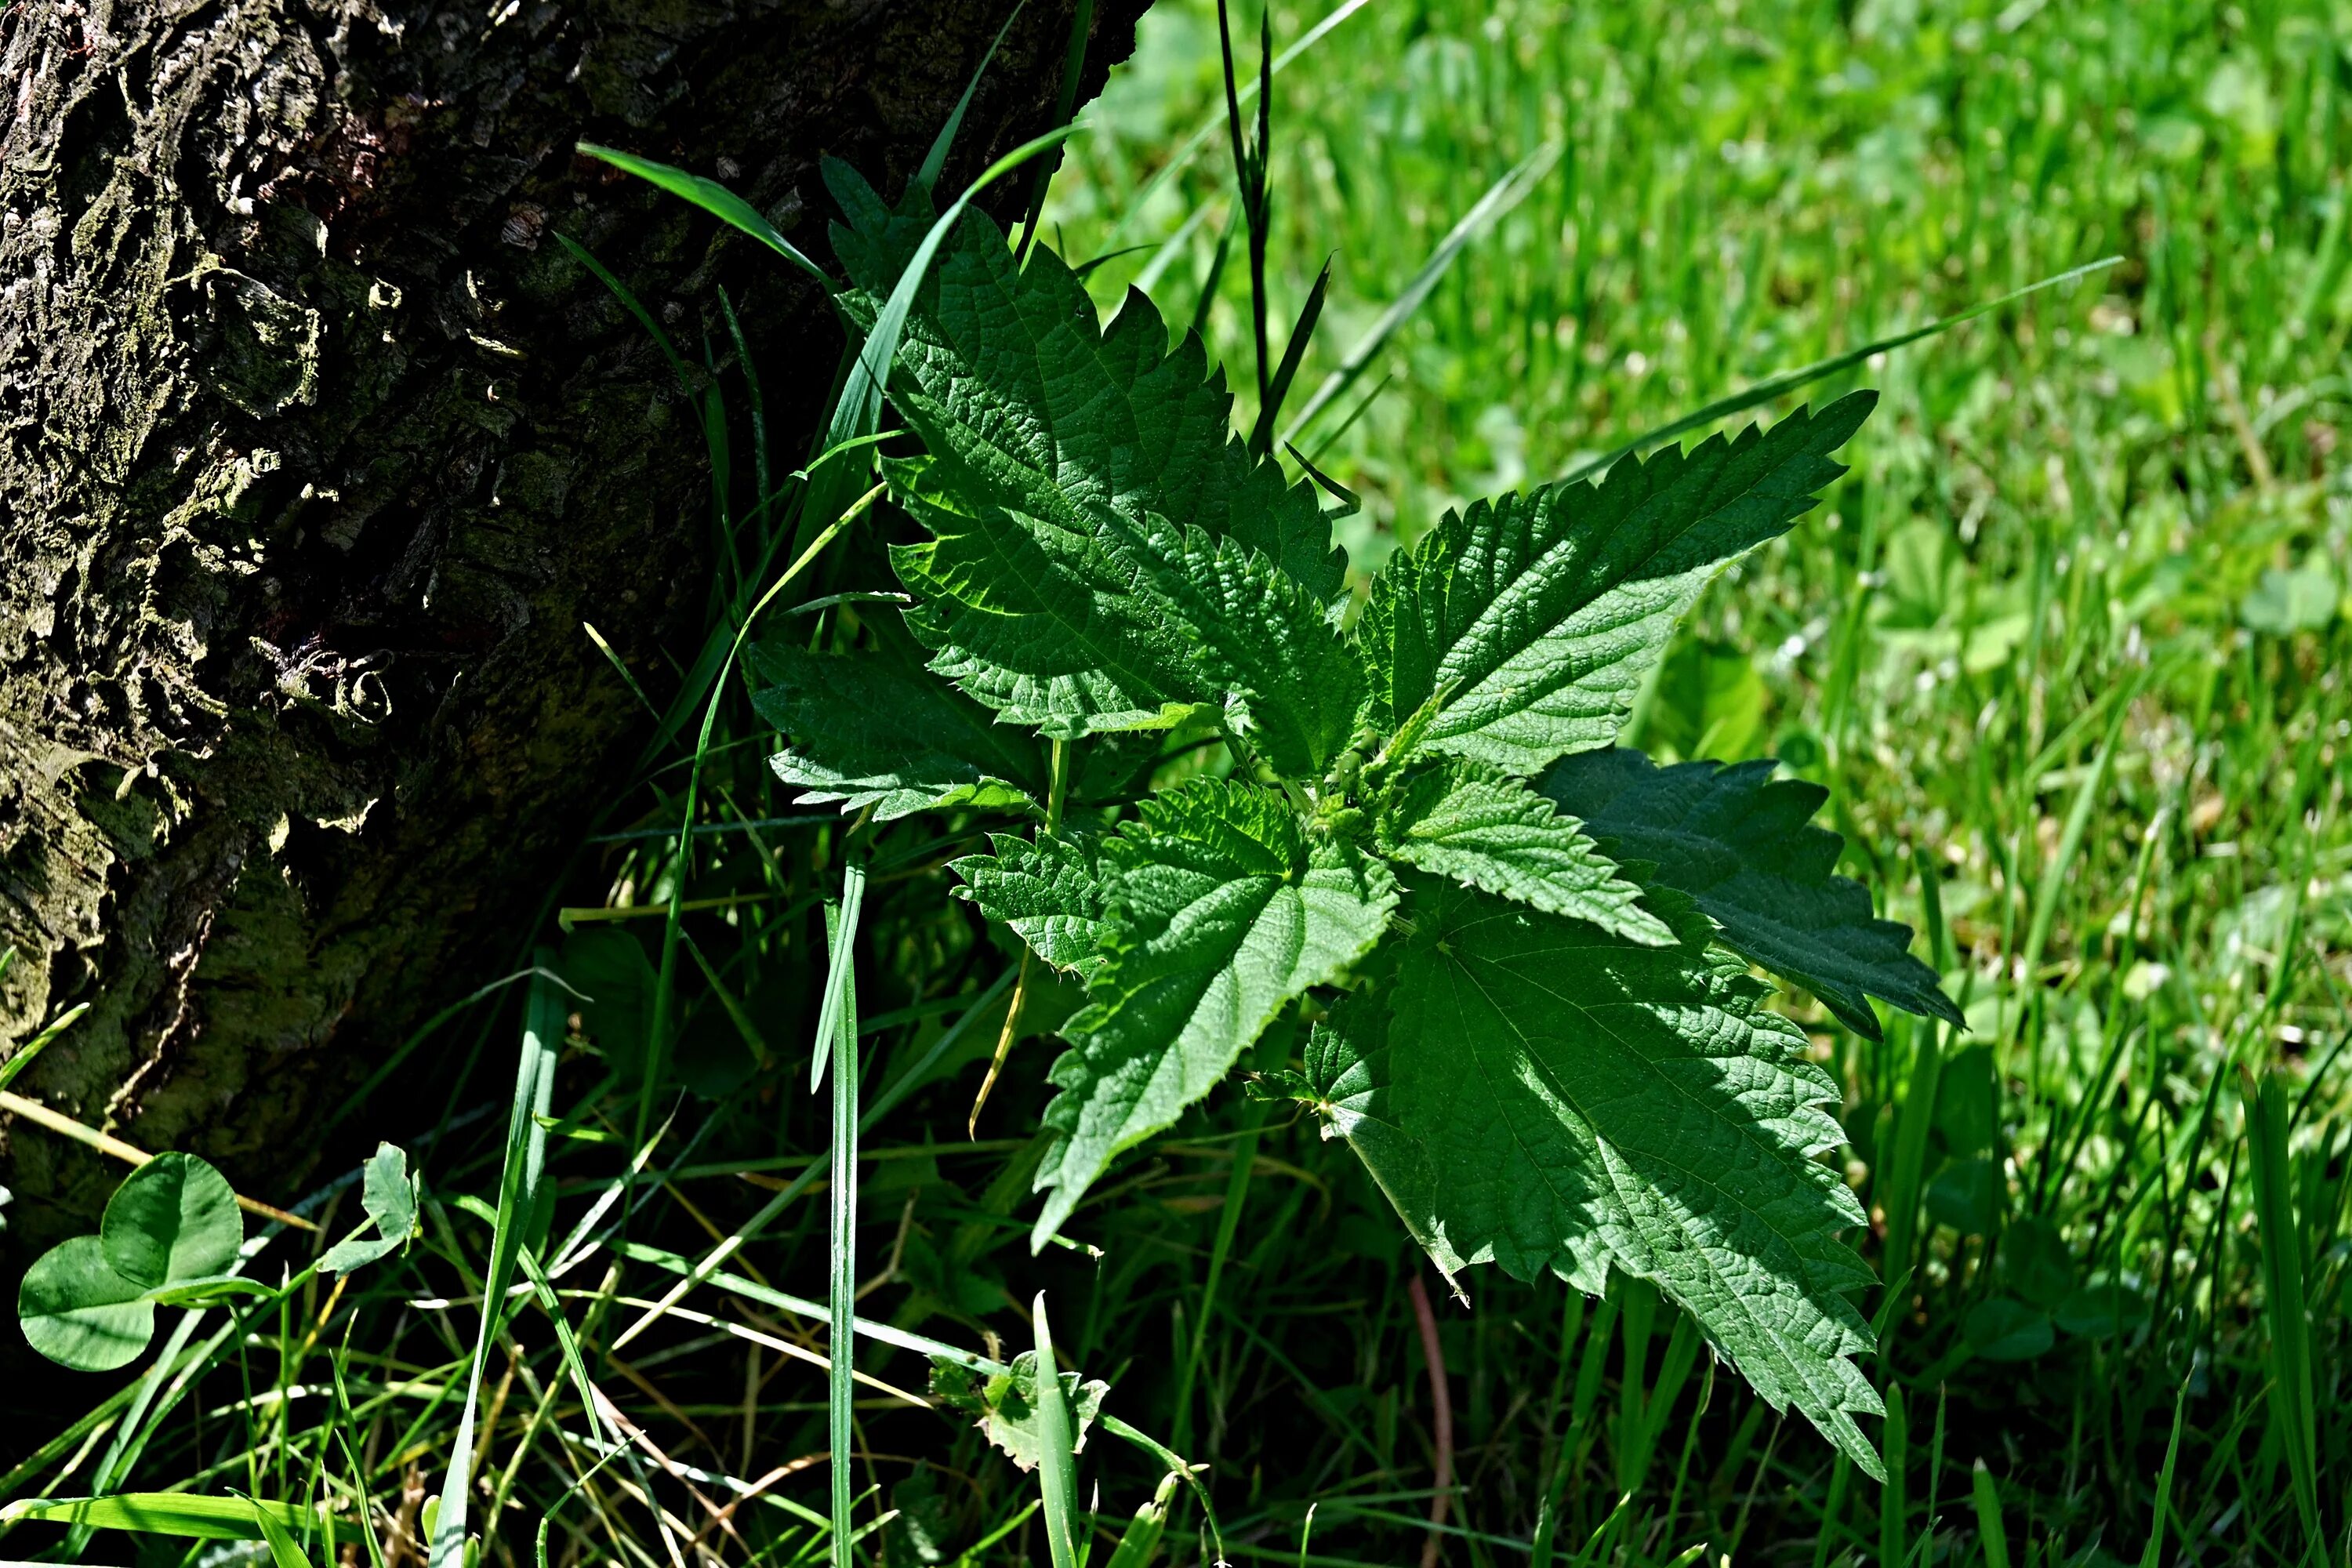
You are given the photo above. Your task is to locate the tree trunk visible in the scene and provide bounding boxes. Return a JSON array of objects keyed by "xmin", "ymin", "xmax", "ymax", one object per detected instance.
[{"xmin": 0, "ymin": 0, "xmax": 1145, "ymax": 1252}]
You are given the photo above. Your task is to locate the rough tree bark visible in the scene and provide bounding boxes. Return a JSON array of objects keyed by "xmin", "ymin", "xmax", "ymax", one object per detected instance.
[{"xmin": 0, "ymin": 0, "xmax": 1146, "ymax": 1254}]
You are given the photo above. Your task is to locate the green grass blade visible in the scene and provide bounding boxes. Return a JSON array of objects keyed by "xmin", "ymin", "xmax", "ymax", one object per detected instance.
[
  {"xmin": 1102, "ymin": 0, "xmax": 1372, "ymax": 246},
  {"xmin": 0, "ymin": 999, "xmax": 84, "ymax": 1092},
  {"xmin": 426, "ymin": 964, "xmax": 562, "ymax": 1568},
  {"xmin": 915, "ymin": 0, "xmax": 1027, "ymax": 199},
  {"xmin": 1280, "ymin": 140, "xmax": 1559, "ymax": 447},
  {"xmin": 810, "ymin": 863, "xmax": 869, "ymax": 1091},
  {"xmin": 609, "ymin": 967, "xmax": 1012, "ymax": 1349},
  {"xmin": 1104, "ymin": 1471, "xmax": 1181, "ymax": 1568},
  {"xmin": 576, "ymin": 143, "xmax": 827, "ymax": 283},
  {"xmin": 1250, "ymin": 256, "xmax": 1331, "ymax": 456},
  {"xmin": 827, "ymin": 872, "xmax": 866, "ymax": 1566},
  {"xmin": 1970, "ymin": 1461, "xmax": 2011, "ymax": 1568},
  {"xmin": 2246, "ymin": 1067, "xmax": 2324, "ymax": 1560},
  {"xmin": 1031, "ymin": 1293, "xmax": 1083, "ymax": 1568},
  {"xmin": 1560, "ymin": 256, "xmax": 2123, "ymax": 484},
  {"xmin": 242, "ymin": 1492, "xmax": 318, "ymax": 1568},
  {"xmin": 1, "ymin": 1493, "xmax": 311, "ymax": 1540},
  {"xmin": 2138, "ymin": 1380, "xmax": 2190, "ymax": 1568}
]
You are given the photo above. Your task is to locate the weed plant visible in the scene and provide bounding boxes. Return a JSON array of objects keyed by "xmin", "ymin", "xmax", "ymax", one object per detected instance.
[{"xmin": 0, "ymin": 3, "xmax": 2346, "ymax": 1568}]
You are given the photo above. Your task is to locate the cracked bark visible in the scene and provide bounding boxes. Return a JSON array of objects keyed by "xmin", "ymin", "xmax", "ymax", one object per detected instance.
[{"xmin": 0, "ymin": 0, "xmax": 1145, "ymax": 1258}]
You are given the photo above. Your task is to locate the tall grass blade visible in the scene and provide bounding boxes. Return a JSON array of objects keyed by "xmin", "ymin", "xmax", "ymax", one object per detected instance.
[
  {"xmin": 915, "ymin": 1, "xmax": 1027, "ymax": 199},
  {"xmin": 0, "ymin": 1493, "xmax": 314, "ymax": 1540},
  {"xmin": 611, "ymin": 966, "xmax": 1011, "ymax": 1348},
  {"xmin": 826, "ymin": 873, "xmax": 866, "ymax": 1564},
  {"xmin": 1970, "ymin": 1461, "xmax": 2012, "ymax": 1568},
  {"xmin": 1250, "ymin": 255, "xmax": 1332, "ymax": 455},
  {"xmin": 1282, "ymin": 140, "xmax": 1560, "ymax": 446},
  {"xmin": 1031, "ymin": 1293, "xmax": 1083, "ymax": 1568},
  {"xmin": 810, "ymin": 863, "xmax": 869, "ymax": 1091},
  {"xmin": 426, "ymin": 964, "xmax": 562, "ymax": 1568},
  {"xmin": 1562, "ymin": 256, "xmax": 2123, "ymax": 483},
  {"xmin": 2246, "ymin": 1067, "xmax": 2325, "ymax": 1561},
  {"xmin": 576, "ymin": 143, "xmax": 827, "ymax": 282},
  {"xmin": 1104, "ymin": 0, "xmax": 1373, "ymax": 245},
  {"xmin": 2138, "ymin": 1380, "xmax": 2190, "ymax": 1568}
]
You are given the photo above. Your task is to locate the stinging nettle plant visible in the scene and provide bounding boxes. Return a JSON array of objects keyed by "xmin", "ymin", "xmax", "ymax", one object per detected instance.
[{"xmin": 745, "ymin": 160, "xmax": 1965, "ymax": 1476}]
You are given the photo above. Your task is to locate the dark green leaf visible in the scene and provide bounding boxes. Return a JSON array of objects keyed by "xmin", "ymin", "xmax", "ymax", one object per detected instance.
[
  {"xmin": 751, "ymin": 640, "xmax": 1048, "ymax": 820},
  {"xmin": 1934, "ymin": 1044, "xmax": 2000, "ymax": 1156},
  {"xmin": 2054, "ymin": 1282, "xmax": 2150, "ymax": 1339},
  {"xmin": 559, "ymin": 927, "xmax": 655, "ymax": 1078},
  {"xmin": 1540, "ymin": 748, "xmax": 1962, "ymax": 1040},
  {"xmin": 1306, "ymin": 880, "xmax": 1883, "ymax": 1477},
  {"xmin": 1964, "ymin": 1297, "xmax": 2054, "ymax": 1362},
  {"xmin": 1926, "ymin": 1157, "xmax": 2003, "ymax": 1236},
  {"xmin": 2000, "ymin": 1217, "xmax": 2076, "ymax": 1308}
]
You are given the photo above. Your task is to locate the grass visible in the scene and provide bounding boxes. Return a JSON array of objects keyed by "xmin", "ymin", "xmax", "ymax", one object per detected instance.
[{"xmin": 2, "ymin": 1, "xmax": 2347, "ymax": 1566}]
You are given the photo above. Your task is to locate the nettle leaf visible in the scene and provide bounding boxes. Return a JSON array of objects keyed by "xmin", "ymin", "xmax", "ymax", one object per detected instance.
[
  {"xmin": 1032, "ymin": 779, "xmax": 1396, "ymax": 1247},
  {"xmin": 1541, "ymin": 749, "xmax": 1962, "ymax": 1041},
  {"xmin": 953, "ymin": 833, "xmax": 1115, "ymax": 984},
  {"xmin": 19, "ymin": 1152, "xmax": 245, "ymax": 1372},
  {"xmin": 751, "ymin": 640, "xmax": 1047, "ymax": 820},
  {"xmin": 831, "ymin": 167, "xmax": 1343, "ymax": 602},
  {"xmin": 929, "ymin": 1352, "xmax": 1107, "ymax": 1472},
  {"xmin": 1373, "ymin": 755, "xmax": 1672, "ymax": 945},
  {"xmin": 321, "ymin": 1143, "xmax": 420, "ymax": 1276},
  {"xmin": 1359, "ymin": 395, "xmax": 1875, "ymax": 774},
  {"xmin": 1305, "ymin": 880, "xmax": 1884, "ymax": 1477},
  {"xmin": 828, "ymin": 172, "xmax": 1353, "ymax": 760},
  {"xmin": 891, "ymin": 428, "xmax": 1357, "ymax": 768}
]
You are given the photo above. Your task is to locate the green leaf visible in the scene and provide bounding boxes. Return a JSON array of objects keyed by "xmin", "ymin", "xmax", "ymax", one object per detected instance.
[
  {"xmin": 0, "ymin": 1492, "xmax": 315, "ymax": 1541},
  {"xmin": 2053, "ymin": 1281, "xmax": 2150, "ymax": 1339},
  {"xmin": 1306, "ymin": 880, "xmax": 1884, "ymax": 1478},
  {"xmin": 18, "ymin": 1235, "xmax": 155, "ymax": 1372},
  {"xmin": 831, "ymin": 172, "xmax": 1343, "ymax": 603},
  {"xmin": 102, "ymin": 1152, "xmax": 242, "ymax": 1292},
  {"xmin": 321, "ymin": 1143, "xmax": 419, "ymax": 1276},
  {"xmin": 558, "ymin": 927, "xmax": 655, "ymax": 1078},
  {"xmin": 891, "ymin": 448, "xmax": 1358, "ymax": 772},
  {"xmin": 953, "ymin": 833, "xmax": 1115, "ymax": 984},
  {"xmin": 751, "ymin": 641, "xmax": 1047, "ymax": 820},
  {"xmin": 1539, "ymin": 748, "xmax": 1962, "ymax": 1041},
  {"xmin": 1359, "ymin": 395, "xmax": 1874, "ymax": 774},
  {"xmin": 1032, "ymin": 780, "xmax": 1396, "ymax": 1247},
  {"xmin": 1926, "ymin": 1157, "xmax": 2002, "ymax": 1237},
  {"xmin": 1963, "ymin": 1297, "xmax": 2054, "ymax": 1362},
  {"xmin": 1372, "ymin": 755, "xmax": 1672, "ymax": 944},
  {"xmin": 928, "ymin": 1349, "xmax": 1108, "ymax": 1474},
  {"xmin": 828, "ymin": 177, "xmax": 1355, "ymax": 760}
]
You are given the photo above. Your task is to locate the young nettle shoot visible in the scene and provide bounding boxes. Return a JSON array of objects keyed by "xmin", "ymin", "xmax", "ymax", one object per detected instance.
[{"xmin": 743, "ymin": 162, "xmax": 1962, "ymax": 1476}]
